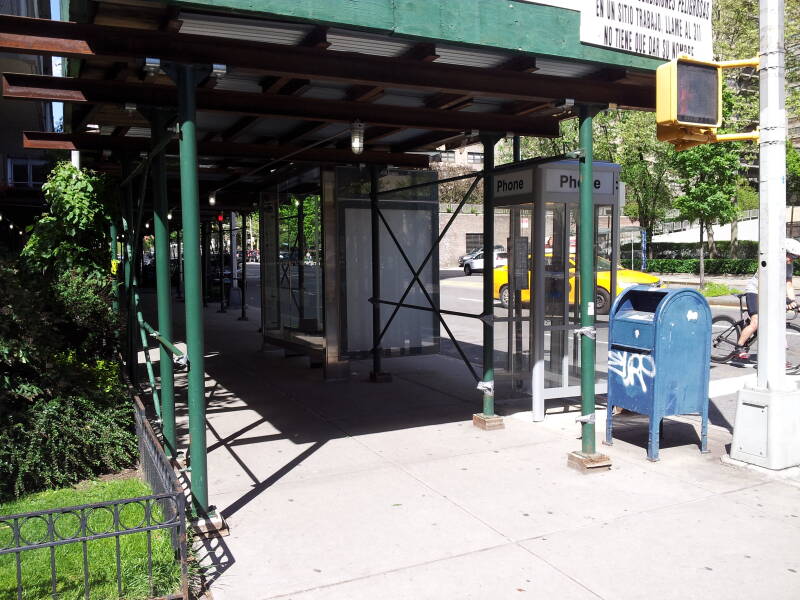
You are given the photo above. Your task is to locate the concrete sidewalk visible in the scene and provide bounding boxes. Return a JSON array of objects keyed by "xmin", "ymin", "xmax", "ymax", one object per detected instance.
[{"xmin": 146, "ymin": 298, "xmax": 800, "ymax": 600}]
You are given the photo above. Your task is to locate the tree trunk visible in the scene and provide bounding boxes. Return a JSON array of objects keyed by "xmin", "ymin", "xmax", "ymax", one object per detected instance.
[
  {"xmin": 706, "ymin": 221, "xmax": 717, "ymax": 258},
  {"xmin": 699, "ymin": 220, "xmax": 705, "ymax": 289},
  {"xmin": 730, "ymin": 215, "xmax": 739, "ymax": 259}
]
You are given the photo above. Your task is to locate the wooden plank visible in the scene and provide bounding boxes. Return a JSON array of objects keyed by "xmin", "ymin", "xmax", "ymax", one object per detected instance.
[
  {"xmin": 22, "ymin": 131, "xmax": 431, "ymax": 167},
  {"xmin": 0, "ymin": 16, "xmax": 655, "ymax": 108},
  {"xmin": 4, "ymin": 74, "xmax": 562, "ymax": 136}
]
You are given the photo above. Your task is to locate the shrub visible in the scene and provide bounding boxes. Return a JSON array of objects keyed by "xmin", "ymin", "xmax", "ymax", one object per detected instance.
[
  {"xmin": 622, "ymin": 257, "xmax": 800, "ymax": 276},
  {"xmin": 0, "ymin": 164, "xmax": 135, "ymax": 500}
]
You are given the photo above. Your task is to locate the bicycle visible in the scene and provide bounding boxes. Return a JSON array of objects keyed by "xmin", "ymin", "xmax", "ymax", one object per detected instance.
[{"xmin": 710, "ymin": 294, "xmax": 800, "ymax": 368}]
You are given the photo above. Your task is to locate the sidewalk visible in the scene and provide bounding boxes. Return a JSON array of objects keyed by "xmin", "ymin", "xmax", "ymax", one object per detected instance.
[{"xmin": 147, "ymin": 297, "xmax": 800, "ymax": 600}]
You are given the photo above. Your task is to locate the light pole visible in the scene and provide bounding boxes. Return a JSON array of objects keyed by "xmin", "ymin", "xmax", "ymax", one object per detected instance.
[{"xmin": 731, "ymin": 0, "xmax": 800, "ymax": 469}]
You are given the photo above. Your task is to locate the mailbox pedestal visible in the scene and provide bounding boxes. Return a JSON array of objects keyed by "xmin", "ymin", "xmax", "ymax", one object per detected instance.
[{"xmin": 605, "ymin": 286, "xmax": 711, "ymax": 461}]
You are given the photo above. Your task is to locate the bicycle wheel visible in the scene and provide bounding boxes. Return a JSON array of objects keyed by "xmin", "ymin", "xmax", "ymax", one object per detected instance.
[
  {"xmin": 786, "ymin": 322, "xmax": 800, "ymax": 372},
  {"xmin": 710, "ymin": 315, "xmax": 741, "ymax": 363}
]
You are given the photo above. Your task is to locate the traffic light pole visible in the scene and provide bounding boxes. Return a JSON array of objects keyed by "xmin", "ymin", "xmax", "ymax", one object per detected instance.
[{"xmin": 731, "ymin": 0, "xmax": 800, "ymax": 470}]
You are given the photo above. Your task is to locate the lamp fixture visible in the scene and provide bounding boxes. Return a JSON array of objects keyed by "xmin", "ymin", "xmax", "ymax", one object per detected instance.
[
  {"xmin": 167, "ymin": 211, "xmax": 173, "ymax": 220},
  {"xmin": 143, "ymin": 57, "xmax": 161, "ymax": 77},
  {"xmin": 351, "ymin": 120, "xmax": 365, "ymax": 155},
  {"xmin": 209, "ymin": 191, "xmax": 216, "ymax": 206}
]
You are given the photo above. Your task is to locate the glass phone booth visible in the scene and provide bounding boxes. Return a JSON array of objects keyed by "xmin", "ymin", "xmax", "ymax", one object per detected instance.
[{"xmin": 493, "ymin": 160, "xmax": 621, "ymax": 421}]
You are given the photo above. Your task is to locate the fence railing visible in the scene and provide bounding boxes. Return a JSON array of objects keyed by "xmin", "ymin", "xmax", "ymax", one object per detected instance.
[{"xmin": 0, "ymin": 396, "xmax": 189, "ymax": 600}]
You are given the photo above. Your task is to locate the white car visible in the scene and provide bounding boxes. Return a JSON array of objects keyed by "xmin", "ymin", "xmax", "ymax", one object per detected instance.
[{"xmin": 463, "ymin": 250, "xmax": 508, "ymax": 276}]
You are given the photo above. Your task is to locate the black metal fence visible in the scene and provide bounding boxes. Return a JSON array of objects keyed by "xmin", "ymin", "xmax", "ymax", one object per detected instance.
[{"xmin": 0, "ymin": 397, "xmax": 189, "ymax": 599}]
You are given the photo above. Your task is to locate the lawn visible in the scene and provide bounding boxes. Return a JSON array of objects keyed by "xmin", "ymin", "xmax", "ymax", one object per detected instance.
[
  {"xmin": 0, "ymin": 477, "xmax": 183, "ymax": 600},
  {"xmin": 701, "ymin": 282, "xmax": 742, "ymax": 297}
]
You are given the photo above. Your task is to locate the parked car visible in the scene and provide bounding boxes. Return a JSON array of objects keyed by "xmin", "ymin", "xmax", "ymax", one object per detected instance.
[
  {"xmin": 458, "ymin": 245, "xmax": 504, "ymax": 268},
  {"xmin": 458, "ymin": 248, "xmax": 481, "ymax": 268},
  {"xmin": 493, "ymin": 255, "xmax": 661, "ymax": 315},
  {"xmin": 463, "ymin": 250, "xmax": 508, "ymax": 276}
]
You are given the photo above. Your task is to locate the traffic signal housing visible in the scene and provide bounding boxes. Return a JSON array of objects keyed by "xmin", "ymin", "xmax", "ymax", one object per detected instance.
[
  {"xmin": 657, "ymin": 56, "xmax": 722, "ymax": 129},
  {"xmin": 656, "ymin": 55, "xmax": 758, "ymax": 151}
]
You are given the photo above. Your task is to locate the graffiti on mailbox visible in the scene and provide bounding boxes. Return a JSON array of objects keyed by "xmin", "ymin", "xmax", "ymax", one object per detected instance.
[{"xmin": 608, "ymin": 350, "xmax": 656, "ymax": 393}]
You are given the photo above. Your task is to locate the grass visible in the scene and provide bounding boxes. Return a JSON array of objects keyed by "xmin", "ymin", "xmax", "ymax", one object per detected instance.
[
  {"xmin": 0, "ymin": 477, "xmax": 182, "ymax": 600},
  {"xmin": 701, "ymin": 282, "xmax": 742, "ymax": 297}
]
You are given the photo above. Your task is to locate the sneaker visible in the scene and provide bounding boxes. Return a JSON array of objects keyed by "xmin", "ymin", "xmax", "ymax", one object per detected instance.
[{"xmin": 736, "ymin": 351, "xmax": 750, "ymax": 361}]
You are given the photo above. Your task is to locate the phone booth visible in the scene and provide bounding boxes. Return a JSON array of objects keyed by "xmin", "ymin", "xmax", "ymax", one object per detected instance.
[{"xmin": 493, "ymin": 159, "xmax": 621, "ymax": 420}]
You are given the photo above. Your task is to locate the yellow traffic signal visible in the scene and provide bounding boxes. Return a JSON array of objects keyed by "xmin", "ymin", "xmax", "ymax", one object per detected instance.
[
  {"xmin": 656, "ymin": 55, "xmax": 759, "ymax": 151},
  {"xmin": 657, "ymin": 56, "xmax": 722, "ymax": 129}
]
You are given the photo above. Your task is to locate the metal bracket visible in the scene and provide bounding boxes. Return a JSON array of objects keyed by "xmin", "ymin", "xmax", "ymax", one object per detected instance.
[
  {"xmin": 575, "ymin": 413, "xmax": 596, "ymax": 424},
  {"xmin": 477, "ymin": 380, "xmax": 494, "ymax": 395},
  {"xmin": 574, "ymin": 326, "xmax": 597, "ymax": 340},
  {"xmin": 479, "ymin": 313, "xmax": 494, "ymax": 325}
]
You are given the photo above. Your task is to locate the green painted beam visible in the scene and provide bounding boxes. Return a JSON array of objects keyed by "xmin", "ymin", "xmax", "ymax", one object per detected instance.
[{"xmin": 174, "ymin": 0, "xmax": 662, "ymax": 71}]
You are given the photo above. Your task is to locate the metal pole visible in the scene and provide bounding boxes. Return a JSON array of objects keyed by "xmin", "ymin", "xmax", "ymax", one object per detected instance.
[
  {"xmin": 513, "ymin": 136, "xmax": 521, "ymax": 163},
  {"xmin": 201, "ymin": 221, "xmax": 209, "ymax": 307},
  {"xmin": 152, "ymin": 110, "xmax": 176, "ymax": 457},
  {"xmin": 176, "ymin": 228, "xmax": 184, "ymax": 301},
  {"xmin": 478, "ymin": 134, "xmax": 501, "ymax": 424},
  {"xmin": 239, "ymin": 212, "xmax": 248, "ymax": 321},
  {"xmin": 756, "ymin": 0, "xmax": 787, "ymax": 390},
  {"xmin": 218, "ymin": 218, "xmax": 226, "ymax": 313},
  {"xmin": 297, "ymin": 199, "xmax": 305, "ymax": 324},
  {"xmin": 176, "ymin": 64, "xmax": 209, "ymax": 516},
  {"xmin": 578, "ymin": 106, "xmax": 597, "ymax": 456},
  {"xmin": 369, "ymin": 166, "xmax": 385, "ymax": 381},
  {"xmin": 110, "ymin": 221, "xmax": 119, "ymax": 312}
]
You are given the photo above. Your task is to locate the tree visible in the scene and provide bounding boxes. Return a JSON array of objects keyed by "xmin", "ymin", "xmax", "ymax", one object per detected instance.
[
  {"xmin": 616, "ymin": 111, "xmax": 676, "ymax": 256},
  {"xmin": 674, "ymin": 143, "xmax": 741, "ymax": 285}
]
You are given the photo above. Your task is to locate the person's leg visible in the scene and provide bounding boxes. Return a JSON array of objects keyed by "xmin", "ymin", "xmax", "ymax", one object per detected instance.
[
  {"xmin": 736, "ymin": 293, "xmax": 759, "ymax": 357},
  {"xmin": 737, "ymin": 315, "xmax": 758, "ymax": 351}
]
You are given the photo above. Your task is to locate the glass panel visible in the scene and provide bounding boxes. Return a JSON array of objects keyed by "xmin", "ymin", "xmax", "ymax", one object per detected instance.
[{"xmin": 11, "ymin": 161, "xmax": 28, "ymax": 186}]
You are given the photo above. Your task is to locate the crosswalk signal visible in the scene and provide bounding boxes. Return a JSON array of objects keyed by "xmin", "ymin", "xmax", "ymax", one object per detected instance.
[{"xmin": 656, "ymin": 55, "xmax": 759, "ymax": 151}]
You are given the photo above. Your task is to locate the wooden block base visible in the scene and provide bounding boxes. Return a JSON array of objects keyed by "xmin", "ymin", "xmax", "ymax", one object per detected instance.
[
  {"xmin": 473, "ymin": 413, "xmax": 505, "ymax": 430},
  {"xmin": 567, "ymin": 451, "xmax": 612, "ymax": 474},
  {"xmin": 191, "ymin": 511, "xmax": 230, "ymax": 538}
]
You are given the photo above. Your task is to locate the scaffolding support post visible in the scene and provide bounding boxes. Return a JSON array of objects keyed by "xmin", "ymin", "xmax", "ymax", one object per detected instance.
[
  {"xmin": 474, "ymin": 133, "xmax": 504, "ymax": 430},
  {"xmin": 568, "ymin": 105, "xmax": 612, "ymax": 472},
  {"xmin": 201, "ymin": 221, "xmax": 209, "ymax": 307},
  {"xmin": 151, "ymin": 109, "xmax": 176, "ymax": 457},
  {"xmin": 110, "ymin": 221, "xmax": 118, "ymax": 312},
  {"xmin": 239, "ymin": 212, "xmax": 248, "ymax": 321},
  {"xmin": 174, "ymin": 63, "xmax": 211, "ymax": 518},
  {"xmin": 369, "ymin": 166, "xmax": 391, "ymax": 382},
  {"xmin": 218, "ymin": 217, "xmax": 226, "ymax": 313}
]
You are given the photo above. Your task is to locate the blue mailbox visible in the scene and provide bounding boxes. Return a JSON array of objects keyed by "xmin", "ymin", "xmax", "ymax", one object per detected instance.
[{"xmin": 605, "ymin": 286, "xmax": 711, "ymax": 461}]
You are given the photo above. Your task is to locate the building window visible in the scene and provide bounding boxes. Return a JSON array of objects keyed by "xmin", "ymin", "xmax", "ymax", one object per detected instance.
[
  {"xmin": 7, "ymin": 158, "xmax": 49, "ymax": 188},
  {"xmin": 440, "ymin": 150, "xmax": 455, "ymax": 163},
  {"xmin": 466, "ymin": 233, "xmax": 483, "ymax": 253},
  {"xmin": 467, "ymin": 152, "xmax": 484, "ymax": 165}
]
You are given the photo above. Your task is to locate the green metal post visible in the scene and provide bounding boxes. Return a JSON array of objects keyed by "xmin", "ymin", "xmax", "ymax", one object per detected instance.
[
  {"xmin": 152, "ymin": 111, "xmax": 176, "ymax": 457},
  {"xmin": 239, "ymin": 213, "xmax": 248, "ymax": 321},
  {"xmin": 480, "ymin": 134, "xmax": 501, "ymax": 417},
  {"xmin": 370, "ymin": 166, "xmax": 382, "ymax": 379},
  {"xmin": 110, "ymin": 221, "xmax": 119, "ymax": 312},
  {"xmin": 217, "ymin": 218, "xmax": 226, "ymax": 313},
  {"xmin": 177, "ymin": 64, "xmax": 209, "ymax": 516},
  {"xmin": 202, "ymin": 221, "xmax": 209, "ymax": 307},
  {"xmin": 579, "ymin": 106, "xmax": 597, "ymax": 456}
]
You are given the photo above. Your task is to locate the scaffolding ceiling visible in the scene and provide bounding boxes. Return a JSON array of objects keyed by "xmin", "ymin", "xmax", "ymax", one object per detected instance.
[{"xmin": 0, "ymin": 0, "xmax": 657, "ymax": 209}]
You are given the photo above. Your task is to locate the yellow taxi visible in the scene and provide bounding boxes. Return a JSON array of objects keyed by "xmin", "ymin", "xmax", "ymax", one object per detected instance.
[{"xmin": 493, "ymin": 256, "xmax": 661, "ymax": 315}]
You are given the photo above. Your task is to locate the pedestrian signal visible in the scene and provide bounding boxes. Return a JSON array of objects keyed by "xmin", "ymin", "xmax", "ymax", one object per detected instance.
[{"xmin": 656, "ymin": 55, "xmax": 759, "ymax": 151}]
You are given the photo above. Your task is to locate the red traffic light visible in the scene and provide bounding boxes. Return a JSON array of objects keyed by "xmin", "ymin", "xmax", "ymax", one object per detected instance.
[{"xmin": 217, "ymin": 213, "xmax": 224, "ymax": 222}]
